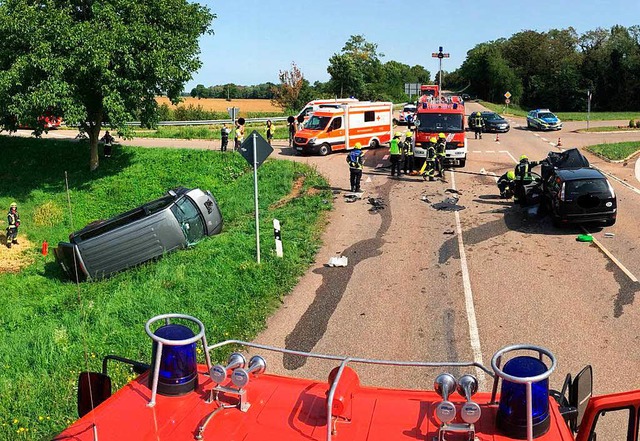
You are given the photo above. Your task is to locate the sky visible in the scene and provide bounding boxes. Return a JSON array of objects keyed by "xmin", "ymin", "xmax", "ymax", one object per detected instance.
[{"xmin": 185, "ymin": 0, "xmax": 640, "ymax": 91}]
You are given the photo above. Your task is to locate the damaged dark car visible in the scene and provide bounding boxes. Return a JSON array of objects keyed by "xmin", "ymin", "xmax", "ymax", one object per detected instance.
[
  {"xmin": 54, "ymin": 187, "xmax": 223, "ymax": 282},
  {"xmin": 540, "ymin": 149, "xmax": 617, "ymax": 227}
]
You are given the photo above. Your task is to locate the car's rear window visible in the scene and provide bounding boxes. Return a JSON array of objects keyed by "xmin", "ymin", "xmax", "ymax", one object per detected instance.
[{"xmin": 566, "ymin": 179, "xmax": 609, "ymax": 197}]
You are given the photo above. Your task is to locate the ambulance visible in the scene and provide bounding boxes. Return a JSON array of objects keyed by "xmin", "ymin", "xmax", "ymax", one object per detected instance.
[{"xmin": 293, "ymin": 101, "xmax": 393, "ymax": 156}]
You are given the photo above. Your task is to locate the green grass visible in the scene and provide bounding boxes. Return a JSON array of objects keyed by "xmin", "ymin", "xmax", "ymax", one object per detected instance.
[
  {"xmin": 578, "ymin": 126, "xmax": 640, "ymax": 133},
  {"xmin": 0, "ymin": 136, "xmax": 332, "ymax": 440},
  {"xmin": 586, "ymin": 141, "xmax": 640, "ymax": 161},
  {"xmin": 479, "ymin": 101, "xmax": 640, "ymax": 121},
  {"xmin": 133, "ymin": 123, "xmax": 290, "ymax": 140}
]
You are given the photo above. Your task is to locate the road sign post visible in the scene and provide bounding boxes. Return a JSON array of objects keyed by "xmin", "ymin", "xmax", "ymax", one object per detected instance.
[
  {"xmin": 504, "ymin": 92, "xmax": 511, "ymax": 113},
  {"xmin": 587, "ymin": 90, "xmax": 592, "ymax": 131},
  {"xmin": 240, "ymin": 131, "xmax": 274, "ymax": 264},
  {"xmin": 432, "ymin": 46, "xmax": 450, "ymax": 101}
]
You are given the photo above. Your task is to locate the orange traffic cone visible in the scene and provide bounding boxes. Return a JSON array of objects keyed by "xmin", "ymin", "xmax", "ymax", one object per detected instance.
[
  {"xmin": 557, "ymin": 137, "xmax": 562, "ymax": 147},
  {"xmin": 495, "ymin": 133, "xmax": 500, "ymax": 142}
]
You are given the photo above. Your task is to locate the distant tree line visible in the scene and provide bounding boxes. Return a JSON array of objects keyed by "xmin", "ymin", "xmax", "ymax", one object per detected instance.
[
  {"xmin": 189, "ymin": 82, "xmax": 277, "ymax": 100},
  {"xmin": 446, "ymin": 25, "xmax": 640, "ymax": 111}
]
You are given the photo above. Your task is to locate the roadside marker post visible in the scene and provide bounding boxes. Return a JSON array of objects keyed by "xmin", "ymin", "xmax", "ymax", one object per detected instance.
[{"xmin": 274, "ymin": 219, "xmax": 283, "ymax": 258}]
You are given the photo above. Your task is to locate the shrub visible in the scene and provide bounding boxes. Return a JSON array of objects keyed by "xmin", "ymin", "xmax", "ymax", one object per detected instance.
[
  {"xmin": 630, "ymin": 119, "xmax": 635, "ymax": 128},
  {"xmin": 635, "ymin": 120, "xmax": 640, "ymax": 129}
]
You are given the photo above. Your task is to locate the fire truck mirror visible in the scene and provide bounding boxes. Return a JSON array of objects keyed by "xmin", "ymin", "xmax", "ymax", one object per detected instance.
[
  {"xmin": 570, "ymin": 365, "xmax": 593, "ymax": 431},
  {"xmin": 77, "ymin": 371, "xmax": 112, "ymax": 417}
]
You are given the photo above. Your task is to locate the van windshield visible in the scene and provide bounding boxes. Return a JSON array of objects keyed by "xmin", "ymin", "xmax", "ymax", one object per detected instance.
[
  {"xmin": 416, "ymin": 113, "xmax": 463, "ymax": 133},
  {"xmin": 171, "ymin": 197, "xmax": 205, "ymax": 245},
  {"xmin": 305, "ymin": 115, "xmax": 331, "ymax": 130}
]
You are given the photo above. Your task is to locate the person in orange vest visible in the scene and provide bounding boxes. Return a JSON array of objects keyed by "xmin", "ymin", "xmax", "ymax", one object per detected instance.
[{"xmin": 6, "ymin": 202, "xmax": 20, "ymax": 248}]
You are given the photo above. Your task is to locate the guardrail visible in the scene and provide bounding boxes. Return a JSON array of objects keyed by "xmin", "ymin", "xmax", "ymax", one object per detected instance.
[{"xmin": 125, "ymin": 116, "xmax": 290, "ymax": 127}]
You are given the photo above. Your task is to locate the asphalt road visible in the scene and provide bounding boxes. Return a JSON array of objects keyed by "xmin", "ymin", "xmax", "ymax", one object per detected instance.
[{"xmin": 9, "ymin": 110, "xmax": 640, "ymax": 397}]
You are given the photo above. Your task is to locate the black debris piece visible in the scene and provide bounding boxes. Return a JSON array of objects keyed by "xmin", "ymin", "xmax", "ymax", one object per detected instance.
[
  {"xmin": 368, "ymin": 197, "xmax": 385, "ymax": 210},
  {"xmin": 445, "ymin": 188, "xmax": 462, "ymax": 195},
  {"xmin": 431, "ymin": 197, "xmax": 466, "ymax": 212},
  {"xmin": 443, "ymin": 230, "xmax": 455, "ymax": 235},
  {"xmin": 421, "ymin": 195, "xmax": 431, "ymax": 203}
]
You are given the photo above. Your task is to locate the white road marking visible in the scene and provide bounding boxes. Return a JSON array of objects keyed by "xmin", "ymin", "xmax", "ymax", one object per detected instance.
[
  {"xmin": 593, "ymin": 166, "xmax": 640, "ymax": 196},
  {"xmin": 485, "ymin": 150, "xmax": 495, "ymax": 153},
  {"xmin": 500, "ymin": 150, "xmax": 518, "ymax": 164},
  {"xmin": 533, "ymin": 133, "xmax": 540, "ymax": 137},
  {"xmin": 581, "ymin": 226, "xmax": 638, "ymax": 283},
  {"xmin": 472, "ymin": 150, "xmax": 481, "ymax": 153},
  {"xmin": 541, "ymin": 137, "xmax": 549, "ymax": 142},
  {"xmin": 636, "ymin": 157, "xmax": 640, "ymax": 183},
  {"xmin": 376, "ymin": 163, "xmax": 384, "ymax": 169},
  {"xmin": 365, "ymin": 176, "xmax": 372, "ymax": 183},
  {"xmin": 549, "ymin": 142, "xmax": 556, "ymax": 146},
  {"xmin": 450, "ymin": 171, "xmax": 486, "ymax": 388},
  {"xmin": 382, "ymin": 155, "xmax": 389, "ymax": 160}
]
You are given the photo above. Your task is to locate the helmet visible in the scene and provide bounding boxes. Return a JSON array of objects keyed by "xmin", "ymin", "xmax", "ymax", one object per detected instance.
[
  {"xmin": 507, "ymin": 171, "xmax": 516, "ymax": 180},
  {"xmin": 405, "ymin": 131, "xmax": 412, "ymax": 138},
  {"xmin": 394, "ymin": 132, "xmax": 402, "ymax": 138},
  {"xmin": 429, "ymin": 137, "xmax": 437, "ymax": 143},
  {"xmin": 476, "ymin": 111, "xmax": 482, "ymax": 116},
  {"xmin": 9, "ymin": 202, "xmax": 17, "ymax": 208},
  {"xmin": 354, "ymin": 142, "xmax": 362, "ymax": 149},
  {"xmin": 438, "ymin": 133, "xmax": 446, "ymax": 139},
  {"xmin": 520, "ymin": 154, "xmax": 528, "ymax": 161}
]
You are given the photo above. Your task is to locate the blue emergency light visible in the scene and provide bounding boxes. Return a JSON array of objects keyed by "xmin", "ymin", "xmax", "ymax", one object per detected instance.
[
  {"xmin": 497, "ymin": 355, "xmax": 550, "ymax": 439},
  {"xmin": 149, "ymin": 323, "xmax": 198, "ymax": 396}
]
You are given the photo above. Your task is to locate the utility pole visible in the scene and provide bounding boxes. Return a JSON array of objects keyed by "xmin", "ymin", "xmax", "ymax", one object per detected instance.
[
  {"xmin": 587, "ymin": 89, "xmax": 592, "ymax": 131},
  {"xmin": 431, "ymin": 46, "xmax": 450, "ymax": 101}
]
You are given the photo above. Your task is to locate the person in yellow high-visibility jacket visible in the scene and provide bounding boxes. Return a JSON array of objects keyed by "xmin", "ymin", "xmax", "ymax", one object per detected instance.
[
  {"xmin": 389, "ymin": 132, "xmax": 402, "ymax": 177},
  {"xmin": 419, "ymin": 137, "xmax": 437, "ymax": 181}
]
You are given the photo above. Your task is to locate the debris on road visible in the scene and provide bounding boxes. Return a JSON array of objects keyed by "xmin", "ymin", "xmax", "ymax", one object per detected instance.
[
  {"xmin": 332, "ymin": 190, "xmax": 341, "ymax": 195},
  {"xmin": 368, "ymin": 197, "xmax": 385, "ymax": 211},
  {"xmin": 445, "ymin": 188, "xmax": 462, "ymax": 195},
  {"xmin": 431, "ymin": 197, "xmax": 466, "ymax": 212},
  {"xmin": 443, "ymin": 230, "xmax": 455, "ymax": 235},
  {"xmin": 604, "ymin": 233, "xmax": 615, "ymax": 238},
  {"xmin": 576, "ymin": 234, "xmax": 594, "ymax": 243},
  {"xmin": 327, "ymin": 256, "xmax": 348, "ymax": 267},
  {"xmin": 344, "ymin": 192, "xmax": 363, "ymax": 203},
  {"xmin": 421, "ymin": 195, "xmax": 431, "ymax": 203}
]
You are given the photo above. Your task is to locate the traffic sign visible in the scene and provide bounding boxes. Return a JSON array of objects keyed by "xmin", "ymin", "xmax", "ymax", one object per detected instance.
[
  {"xmin": 505, "ymin": 98, "xmax": 511, "ymax": 104},
  {"xmin": 504, "ymin": 92, "xmax": 512, "ymax": 99},
  {"xmin": 227, "ymin": 107, "xmax": 240, "ymax": 120},
  {"xmin": 239, "ymin": 130, "xmax": 273, "ymax": 168}
]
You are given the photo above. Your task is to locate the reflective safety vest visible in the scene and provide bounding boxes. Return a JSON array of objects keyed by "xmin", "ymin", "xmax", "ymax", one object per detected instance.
[
  {"xmin": 473, "ymin": 115, "xmax": 484, "ymax": 128},
  {"xmin": 436, "ymin": 140, "xmax": 446, "ymax": 157},
  {"xmin": 7, "ymin": 211, "xmax": 19, "ymax": 229},
  {"xmin": 389, "ymin": 139, "xmax": 401, "ymax": 155},
  {"xmin": 347, "ymin": 150, "xmax": 364, "ymax": 169},
  {"xmin": 402, "ymin": 141, "xmax": 414, "ymax": 156},
  {"xmin": 426, "ymin": 144, "xmax": 436, "ymax": 160},
  {"xmin": 515, "ymin": 161, "xmax": 534, "ymax": 180}
]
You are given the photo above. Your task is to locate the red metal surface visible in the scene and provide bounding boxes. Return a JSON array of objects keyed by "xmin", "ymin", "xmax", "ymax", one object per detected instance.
[{"xmin": 54, "ymin": 364, "xmax": 578, "ymax": 441}]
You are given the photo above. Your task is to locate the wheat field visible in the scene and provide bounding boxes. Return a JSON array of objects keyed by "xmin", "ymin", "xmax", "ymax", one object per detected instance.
[{"xmin": 156, "ymin": 97, "xmax": 282, "ymax": 113}]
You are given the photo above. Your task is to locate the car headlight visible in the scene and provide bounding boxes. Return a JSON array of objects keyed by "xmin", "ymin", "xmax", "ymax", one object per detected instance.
[{"xmin": 309, "ymin": 138, "xmax": 317, "ymax": 144}]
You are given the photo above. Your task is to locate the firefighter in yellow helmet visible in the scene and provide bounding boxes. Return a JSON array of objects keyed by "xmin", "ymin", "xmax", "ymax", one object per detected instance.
[
  {"xmin": 6, "ymin": 202, "xmax": 20, "ymax": 248},
  {"xmin": 346, "ymin": 142, "xmax": 365, "ymax": 192},
  {"xmin": 497, "ymin": 170, "xmax": 516, "ymax": 199},
  {"xmin": 419, "ymin": 137, "xmax": 437, "ymax": 181},
  {"xmin": 472, "ymin": 111, "xmax": 485, "ymax": 139},
  {"xmin": 435, "ymin": 132, "xmax": 447, "ymax": 179},
  {"xmin": 513, "ymin": 155, "xmax": 540, "ymax": 205},
  {"xmin": 402, "ymin": 131, "xmax": 414, "ymax": 174}
]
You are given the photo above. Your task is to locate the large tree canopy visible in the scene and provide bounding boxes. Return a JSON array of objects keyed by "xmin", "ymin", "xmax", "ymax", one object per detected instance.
[{"xmin": 0, "ymin": 0, "xmax": 214, "ymax": 170}]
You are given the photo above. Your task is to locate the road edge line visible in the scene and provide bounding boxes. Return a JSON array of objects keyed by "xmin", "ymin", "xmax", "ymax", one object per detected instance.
[
  {"xmin": 581, "ymin": 226, "xmax": 638, "ymax": 283},
  {"xmin": 451, "ymin": 171, "xmax": 486, "ymax": 387}
]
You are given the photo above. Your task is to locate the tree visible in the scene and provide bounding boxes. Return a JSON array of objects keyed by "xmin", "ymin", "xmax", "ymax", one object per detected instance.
[
  {"xmin": 271, "ymin": 62, "xmax": 310, "ymax": 111},
  {"xmin": 326, "ymin": 53, "xmax": 364, "ymax": 98},
  {"xmin": 0, "ymin": 0, "xmax": 214, "ymax": 170}
]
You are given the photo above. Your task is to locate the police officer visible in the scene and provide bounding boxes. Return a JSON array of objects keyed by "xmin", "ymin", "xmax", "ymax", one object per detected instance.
[
  {"xmin": 402, "ymin": 131, "xmax": 415, "ymax": 174},
  {"xmin": 472, "ymin": 111, "xmax": 485, "ymax": 139},
  {"xmin": 220, "ymin": 123, "xmax": 230, "ymax": 152},
  {"xmin": 6, "ymin": 202, "xmax": 20, "ymax": 248},
  {"xmin": 435, "ymin": 132, "xmax": 447, "ymax": 179},
  {"xmin": 419, "ymin": 137, "xmax": 437, "ymax": 181},
  {"xmin": 389, "ymin": 132, "xmax": 402, "ymax": 177},
  {"xmin": 514, "ymin": 155, "xmax": 540, "ymax": 205},
  {"xmin": 347, "ymin": 142, "xmax": 365, "ymax": 192},
  {"xmin": 497, "ymin": 170, "xmax": 516, "ymax": 198}
]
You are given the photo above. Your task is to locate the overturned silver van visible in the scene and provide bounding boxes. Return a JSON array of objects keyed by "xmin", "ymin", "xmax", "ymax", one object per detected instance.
[{"xmin": 54, "ymin": 187, "xmax": 223, "ymax": 282}]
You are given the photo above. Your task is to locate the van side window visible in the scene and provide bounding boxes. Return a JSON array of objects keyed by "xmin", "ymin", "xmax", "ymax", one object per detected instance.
[
  {"xmin": 331, "ymin": 117, "xmax": 342, "ymax": 130},
  {"xmin": 171, "ymin": 197, "xmax": 206, "ymax": 245},
  {"xmin": 364, "ymin": 111, "xmax": 375, "ymax": 122}
]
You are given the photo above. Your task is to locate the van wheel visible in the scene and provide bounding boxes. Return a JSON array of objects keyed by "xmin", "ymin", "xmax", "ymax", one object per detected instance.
[
  {"xmin": 369, "ymin": 139, "xmax": 379, "ymax": 149},
  {"xmin": 392, "ymin": 118, "xmax": 398, "ymax": 125},
  {"xmin": 318, "ymin": 143, "xmax": 331, "ymax": 156}
]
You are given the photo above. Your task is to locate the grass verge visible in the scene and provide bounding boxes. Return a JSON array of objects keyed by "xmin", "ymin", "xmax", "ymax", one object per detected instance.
[
  {"xmin": 0, "ymin": 136, "xmax": 332, "ymax": 440},
  {"xmin": 586, "ymin": 141, "xmax": 640, "ymax": 161},
  {"xmin": 479, "ymin": 101, "xmax": 640, "ymax": 121},
  {"xmin": 133, "ymin": 123, "xmax": 290, "ymax": 140},
  {"xmin": 578, "ymin": 126, "xmax": 640, "ymax": 133}
]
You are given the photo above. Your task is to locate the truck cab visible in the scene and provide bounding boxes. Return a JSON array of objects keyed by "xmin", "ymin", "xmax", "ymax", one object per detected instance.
[{"xmin": 413, "ymin": 102, "xmax": 467, "ymax": 167}]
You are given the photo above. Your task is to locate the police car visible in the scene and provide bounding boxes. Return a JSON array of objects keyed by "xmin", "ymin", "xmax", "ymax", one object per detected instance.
[{"xmin": 526, "ymin": 109, "xmax": 562, "ymax": 131}]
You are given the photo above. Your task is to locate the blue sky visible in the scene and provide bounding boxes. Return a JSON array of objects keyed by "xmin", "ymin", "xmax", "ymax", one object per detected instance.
[{"xmin": 186, "ymin": 0, "xmax": 639, "ymax": 90}]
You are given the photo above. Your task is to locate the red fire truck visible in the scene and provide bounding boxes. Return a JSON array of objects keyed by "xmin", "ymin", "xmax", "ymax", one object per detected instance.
[{"xmin": 413, "ymin": 100, "xmax": 467, "ymax": 167}]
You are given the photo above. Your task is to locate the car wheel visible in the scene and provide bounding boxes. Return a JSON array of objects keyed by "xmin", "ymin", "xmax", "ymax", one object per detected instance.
[
  {"xmin": 369, "ymin": 139, "xmax": 379, "ymax": 149},
  {"xmin": 458, "ymin": 159, "xmax": 466, "ymax": 167},
  {"xmin": 527, "ymin": 121, "xmax": 532, "ymax": 129},
  {"xmin": 393, "ymin": 118, "xmax": 398, "ymax": 125},
  {"xmin": 318, "ymin": 143, "xmax": 331, "ymax": 156},
  {"xmin": 604, "ymin": 219, "xmax": 616, "ymax": 226}
]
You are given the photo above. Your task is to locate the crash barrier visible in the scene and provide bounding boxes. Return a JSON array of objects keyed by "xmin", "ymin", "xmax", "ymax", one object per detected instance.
[{"xmin": 124, "ymin": 117, "xmax": 289, "ymax": 127}]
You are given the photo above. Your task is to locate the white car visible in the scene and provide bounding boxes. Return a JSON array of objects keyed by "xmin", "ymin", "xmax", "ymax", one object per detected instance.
[{"xmin": 397, "ymin": 104, "xmax": 417, "ymax": 125}]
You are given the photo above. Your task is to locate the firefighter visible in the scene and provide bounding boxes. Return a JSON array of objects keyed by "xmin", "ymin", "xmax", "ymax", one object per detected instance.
[
  {"xmin": 435, "ymin": 132, "xmax": 447, "ymax": 179},
  {"xmin": 346, "ymin": 142, "xmax": 365, "ymax": 192},
  {"xmin": 389, "ymin": 132, "xmax": 402, "ymax": 177},
  {"xmin": 513, "ymin": 155, "xmax": 540, "ymax": 205},
  {"xmin": 6, "ymin": 202, "xmax": 20, "ymax": 248},
  {"xmin": 472, "ymin": 111, "xmax": 485, "ymax": 139},
  {"xmin": 419, "ymin": 137, "xmax": 437, "ymax": 181},
  {"xmin": 497, "ymin": 170, "xmax": 516, "ymax": 198},
  {"xmin": 402, "ymin": 131, "xmax": 415, "ymax": 174}
]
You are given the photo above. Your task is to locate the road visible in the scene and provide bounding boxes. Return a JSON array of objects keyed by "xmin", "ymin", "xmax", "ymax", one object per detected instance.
[{"xmin": 9, "ymin": 110, "xmax": 640, "ymax": 396}]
